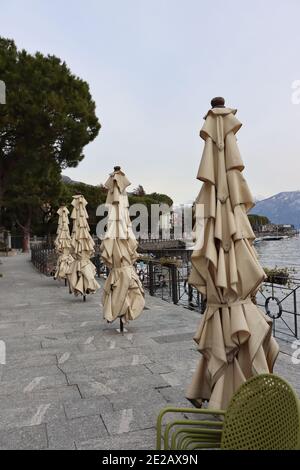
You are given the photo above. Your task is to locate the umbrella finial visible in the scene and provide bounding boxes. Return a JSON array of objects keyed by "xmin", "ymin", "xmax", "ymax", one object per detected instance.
[
  {"xmin": 114, "ymin": 166, "xmax": 121, "ymax": 172},
  {"xmin": 211, "ymin": 97, "xmax": 225, "ymax": 108}
]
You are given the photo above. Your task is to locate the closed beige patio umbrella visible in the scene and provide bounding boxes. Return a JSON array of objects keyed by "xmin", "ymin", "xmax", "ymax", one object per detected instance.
[
  {"xmin": 54, "ymin": 205, "xmax": 74, "ymax": 281},
  {"xmin": 186, "ymin": 97, "xmax": 279, "ymax": 410},
  {"xmin": 100, "ymin": 166, "xmax": 145, "ymax": 331},
  {"xmin": 68, "ymin": 194, "xmax": 99, "ymax": 300}
]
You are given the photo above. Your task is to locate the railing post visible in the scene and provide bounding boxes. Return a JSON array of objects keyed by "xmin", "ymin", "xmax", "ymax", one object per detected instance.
[
  {"xmin": 188, "ymin": 283, "xmax": 193, "ymax": 309},
  {"xmin": 171, "ymin": 264, "xmax": 178, "ymax": 305},
  {"xmin": 294, "ymin": 290, "xmax": 298, "ymax": 338},
  {"xmin": 200, "ymin": 294, "xmax": 207, "ymax": 314},
  {"xmin": 93, "ymin": 254, "xmax": 101, "ymax": 277},
  {"xmin": 149, "ymin": 261, "xmax": 154, "ymax": 296}
]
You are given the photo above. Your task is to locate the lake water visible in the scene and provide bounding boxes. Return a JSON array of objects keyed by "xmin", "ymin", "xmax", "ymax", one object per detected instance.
[
  {"xmin": 254, "ymin": 236, "xmax": 300, "ymax": 341},
  {"xmin": 255, "ymin": 235, "xmax": 300, "ymax": 278}
]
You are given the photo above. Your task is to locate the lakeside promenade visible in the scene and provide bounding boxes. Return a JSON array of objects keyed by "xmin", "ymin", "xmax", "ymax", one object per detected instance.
[{"xmin": 0, "ymin": 254, "xmax": 299, "ymax": 450}]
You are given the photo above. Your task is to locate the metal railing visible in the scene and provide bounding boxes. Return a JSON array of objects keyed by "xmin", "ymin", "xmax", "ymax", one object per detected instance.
[
  {"xmin": 134, "ymin": 260, "xmax": 206, "ymax": 313},
  {"xmin": 256, "ymin": 277, "xmax": 300, "ymax": 341},
  {"xmin": 31, "ymin": 246, "xmax": 300, "ymax": 340},
  {"xmin": 31, "ymin": 248, "xmax": 108, "ymax": 279},
  {"xmin": 92, "ymin": 254, "xmax": 110, "ymax": 278},
  {"xmin": 31, "ymin": 245, "xmax": 57, "ymax": 276}
]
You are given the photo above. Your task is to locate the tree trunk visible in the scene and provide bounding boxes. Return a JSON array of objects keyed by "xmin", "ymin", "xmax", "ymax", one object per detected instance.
[
  {"xmin": 16, "ymin": 211, "xmax": 31, "ymax": 253},
  {"xmin": 22, "ymin": 226, "xmax": 30, "ymax": 253},
  {"xmin": 22, "ymin": 225, "xmax": 30, "ymax": 252}
]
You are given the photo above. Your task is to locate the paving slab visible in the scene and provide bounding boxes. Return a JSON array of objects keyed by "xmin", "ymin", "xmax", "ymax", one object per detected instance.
[
  {"xmin": 0, "ymin": 254, "xmax": 299, "ymax": 450},
  {"xmin": 0, "ymin": 403, "xmax": 65, "ymax": 430},
  {"xmin": 46, "ymin": 416, "xmax": 108, "ymax": 449},
  {"xmin": 0, "ymin": 424, "xmax": 48, "ymax": 450},
  {"xmin": 64, "ymin": 396, "xmax": 113, "ymax": 420}
]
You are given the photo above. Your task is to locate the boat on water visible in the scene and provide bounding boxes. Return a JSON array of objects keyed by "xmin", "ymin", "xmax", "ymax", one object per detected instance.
[{"xmin": 254, "ymin": 235, "xmax": 289, "ymax": 243}]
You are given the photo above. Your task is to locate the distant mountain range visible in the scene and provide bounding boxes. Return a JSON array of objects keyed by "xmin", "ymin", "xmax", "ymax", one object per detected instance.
[
  {"xmin": 62, "ymin": 175, "xmax": 300, "ymax": 228},
  {"xmin": 251, "ymin": 191, "xmax": 300, "ymax": 228},
  {"xmin": 61, "ymin": 175, "xmax": 82, "ymax": 185}
]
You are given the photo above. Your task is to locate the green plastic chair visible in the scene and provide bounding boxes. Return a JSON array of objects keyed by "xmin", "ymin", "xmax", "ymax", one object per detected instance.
[
  {"xmin": 156, "ymin": 374, "xmax": 300, "ymax": 450},
  {"xmin": 156, "ymin": 407, "xmax": 225, "ymax": 450}
]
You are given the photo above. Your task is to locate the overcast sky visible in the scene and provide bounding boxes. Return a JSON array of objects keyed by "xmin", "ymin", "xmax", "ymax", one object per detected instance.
[{"xmin": 2, "ymin": 0, "xmax": 300, "ymax": 203}]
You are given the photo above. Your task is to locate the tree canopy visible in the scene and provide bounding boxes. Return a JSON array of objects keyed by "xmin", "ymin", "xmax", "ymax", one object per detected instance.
[
  {"xmin": 0, "ymin": 37, "xmax": 101, "ymax": 250},
  {"xmin": 61, "ymin": 180, "xmax": 174, "ymax": 239},
  {"xmin": 248, "ymin": 214, "xmax": 270, "ymax": 228}
]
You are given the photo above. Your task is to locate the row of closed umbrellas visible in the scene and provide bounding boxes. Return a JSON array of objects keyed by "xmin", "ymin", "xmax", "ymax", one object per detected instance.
[
  {"xmin": 54, "ymin": 169, "xmax": 145, "ymax": 320},
  {"xmin": 54, "ymin": 195, "xmax": 100, "ymax": 298},
  {"xmin": 54, "ymin": 98, "xmax": 279, "ymax": 410}
]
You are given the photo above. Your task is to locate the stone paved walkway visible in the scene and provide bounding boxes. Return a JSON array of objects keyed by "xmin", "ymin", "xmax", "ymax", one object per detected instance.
[{"xmin": 0, "ymin": 254, "xmax": 299, "ymax": 450}]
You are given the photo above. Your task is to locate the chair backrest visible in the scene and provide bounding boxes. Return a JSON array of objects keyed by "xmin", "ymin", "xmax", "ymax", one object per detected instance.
[{"xmin": 221, "ymin": 374, "xmax": 300, "ymax": 450}]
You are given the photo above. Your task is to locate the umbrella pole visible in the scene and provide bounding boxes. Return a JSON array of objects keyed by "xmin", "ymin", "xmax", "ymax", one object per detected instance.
[
  {"xmin": 83, "ymin": 293, "xmax": 86, "ymax": 302},
  {"xmin": 116, "ymin": 317, "xmax": 127, "ymax": 334}
]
